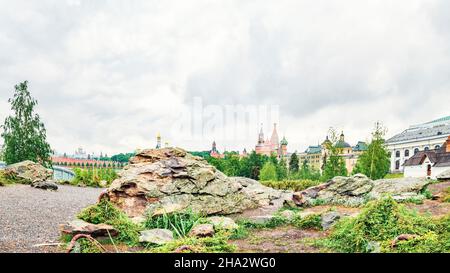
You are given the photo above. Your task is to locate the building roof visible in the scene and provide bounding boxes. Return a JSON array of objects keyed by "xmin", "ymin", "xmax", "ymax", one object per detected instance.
[
  {"xmin": 305, "ymin": 145, "xmax": 322, "ymax": 154},
  {"xmin": 353, "ymin": 141, "xmax": 368, "ymax": 151},
  {"xmin": 335, "ymin": 140, "xmax": 351, "ymax": 148},
  {"xmin": 387, "ymin": 116, "xmax": 450, "ymax": 144},
  {"xmin": 280, "ymin": 136, "xmax": 288, "ymax": 145},
  {"xmin": 403, "ymin": 139, "xmax": 450, "ymax": 167}
]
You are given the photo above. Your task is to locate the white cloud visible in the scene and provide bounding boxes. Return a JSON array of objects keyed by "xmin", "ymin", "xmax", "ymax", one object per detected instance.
[{"xmin": 0, "ymin": 0, "xmax": 449, "ymax": 155}]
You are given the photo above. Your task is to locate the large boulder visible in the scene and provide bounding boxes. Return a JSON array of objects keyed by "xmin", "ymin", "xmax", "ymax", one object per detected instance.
[
  {"xmin": 103, "ymin": 148, "xmax": 291, "ymax": 220},
  {"xmin": 294, "ymin": 174, "xmax": 373, "ymax": 207},
  {"xmin": 368, "ymin": 177, "xmax": 431, "ymax": 202},
  {"xmin": 437, "ymin": 169, "xmax": 450, "ymax": 180},
  {"xmin": 4, "ymin": 160, "xmax": 53, "ymax": 184},
  {"xmin": 293, "ymin": 174, "xmax": 431, "ymax": 207}
]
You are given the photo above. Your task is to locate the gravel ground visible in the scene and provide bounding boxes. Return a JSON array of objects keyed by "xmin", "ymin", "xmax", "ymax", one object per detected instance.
[{"xmin": 0, "ymin": 184, "xmax": 103, "ymax": 253}]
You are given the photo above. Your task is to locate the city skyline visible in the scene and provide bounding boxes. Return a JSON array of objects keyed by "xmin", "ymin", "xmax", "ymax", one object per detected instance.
[{"xmin": 1, "ymin": 1, "xmax": 449, "ymax": 155}]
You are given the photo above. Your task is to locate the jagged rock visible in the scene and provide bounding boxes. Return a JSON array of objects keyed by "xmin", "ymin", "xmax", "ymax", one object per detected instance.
[
  {"xmin": 4, "ymin": 160, "xmax": 53, "ymax": 184},
  {"xmin": 189, "ymin": 224, "xmax": 215, "ymax": 238},
  {"xmin": 60, "ymin": 219, "xmax": 118, "ymax": 237},
  {"xmin": 207, "ymin": 216, "xmax": 238, "ymax": 231},
  {"xmin": 437, "ymin": 169, "xmax": 450, "ymax": 180},
  {"xmin": 139, "ymin": 229, "xmax": 174, "ymax": 245},
  {"xmin": 104, "ymin": 148, "xmax": 291, "ymax": 220},
  {"xmin": 294, "ymin": 174, "xmax": 373, "ymax": 207},
  {"xmin": 280, "ymin": 210, "xmax": 296, "ymax": 221},
  {"xmin": 293, "ymin": 174, "xmax": 431, "ymax": 207},
  {"xmin": 31, "ymin": 181, "xmax": 58, "ymax": 191},
  {"xmin": 368, "ymin": 177, "xmax": 431, "ymax": 201},
  {"xmin": 321, "ymin": 211, "xmax": 341, "ymax": 230}
]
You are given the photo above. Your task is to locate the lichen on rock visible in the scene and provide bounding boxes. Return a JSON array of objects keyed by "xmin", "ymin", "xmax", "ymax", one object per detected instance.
[{"xmin": 103, "ymin": 148, "xmax": 291, "ymax": 221}]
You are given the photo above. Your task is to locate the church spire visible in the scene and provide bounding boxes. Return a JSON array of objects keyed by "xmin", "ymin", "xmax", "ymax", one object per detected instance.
[
  {"xmin": 156, "ymin": 132, "xmax": 162, "ymax": 149},
  {"xmin": 258, "ymin": 123, "xmax": 265, "ymax": 144}
]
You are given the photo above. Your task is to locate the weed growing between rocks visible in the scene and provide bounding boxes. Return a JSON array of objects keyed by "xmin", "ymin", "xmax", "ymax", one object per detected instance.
[
  {"xmin": 292, "ymin": 214, "xmax": 322, "ymax": 230},
  {"xmin": 77, "ymin": 199, "xmax": 141, "ymax": 246},
  {"xmin": 144, "ymin": 210, "xmax": 202, "ymax": 238},
  {"xmin": 318, "ymin": 197, "xmax": 449, "ymax": 253},
  {"xmin": 147, "ymin": 232, "xmax": 236, "ymax": 253},
  {"xmin": 0, "ymin": 170, "xmax": 27, "ymax": 185}
]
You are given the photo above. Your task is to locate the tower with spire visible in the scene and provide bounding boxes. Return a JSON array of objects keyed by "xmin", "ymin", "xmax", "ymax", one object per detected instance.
[
  {"xmin": 156, "ymin": 133, "xmax": 162, "ymax": 149},
  {"xmin": 255, "ymin": 123, "xmax": 287, "ymax": 158}
]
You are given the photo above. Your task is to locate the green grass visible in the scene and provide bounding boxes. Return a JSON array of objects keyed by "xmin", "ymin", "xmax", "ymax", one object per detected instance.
[
  {"xmin": 292, "ymin": 214, "xmax": 322, "ymax": 230},
  {"xmin": 77, "ymin": 199, "xmax": 142, "ymax": 246},
  {"xmin": 443, "ymin": 187, "xmax": 450, "ymax": 203},
  {"xmin": 144, "ymin": 210, "xmax": 202, "ymax": 238},
  {"xmin": 319, "ymin": 197, "xmax": 449, "ymax": 253},
  {"xmin": 383, "ymin": 173, "xmax": 404, "ymax": 179},
  {"xmin": 147, "ymin": 232, "xmax": 236, "ymax": 253}
]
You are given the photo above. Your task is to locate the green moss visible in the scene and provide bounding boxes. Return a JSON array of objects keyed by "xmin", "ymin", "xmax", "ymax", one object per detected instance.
[
  {"xmin": 77, "ymin": 199, "xmax": 141, "ymax": 246},
  {"xmin": 293, "ymin": 214, "xmax": 322, "ymax": 230},
  {"xmin": 0, "ymin": 170, "xmax": 26, "ymax": 185},
  {"xmin": 322, "ymin": 197, "xmax": 448, "ymax": 253},
  {"xmin": 238, "ymin": 215, "xmax": 289, "ymax": 230}
]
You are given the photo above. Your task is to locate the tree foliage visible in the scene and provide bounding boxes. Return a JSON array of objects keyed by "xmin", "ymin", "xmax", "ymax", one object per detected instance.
[
  {"xmin": 259, "ymin": 161, "xmax": 278, "ymax": 181},
  {"xmin": 289, "ymin": 152, "xmax": 299, "ymax": 173},
  {"xmin": 322, "ymin": 128, "xmax": 348, "ymax": 180},
  {"xmin": 352, "ymin": 122, "xmax": 390, "ymax": 179},
  {"xmin": 1, "ymin": 81, "xmax": 52, "ymax": 167}
]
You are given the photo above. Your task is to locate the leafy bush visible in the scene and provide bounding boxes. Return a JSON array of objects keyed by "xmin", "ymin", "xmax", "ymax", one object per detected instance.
[
  {"xmin": 148, "ymin": 232, "xmax": 236, "ymax": 253},
  {"xmin": 72, "ymin": 168, "xmax": 117, "ymax": 188},
  {"xmin": 293, "ymin": 214, "xmax": 322, "ymax": 230},
  {"xmin": 77, "ymin": 199, "xmax": 141, "ymax": 245},
  {"xmin": 144, "ymin": 210, "xmax": 202, "ymax": 238},
  {"xmin": 260, "ymin": 179, "xmax": 321, "ymax": 192},
  {"xmin": 323, "ymin": 197, "xmax": 448, "ymax": 253}
]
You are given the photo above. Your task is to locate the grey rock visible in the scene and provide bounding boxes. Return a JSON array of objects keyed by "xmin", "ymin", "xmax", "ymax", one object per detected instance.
[
  {"xmin": 4, "ymin": 160, "xmax": 53, "ymax": 184},
  {"xmin": 437, "ymin": 169, "xmax": 450, "ymax": 180},
  {"xmin": 280, "ymin": 210, "xmax": 296, "ymax": 221},
  {"xmin": 207, "ymin": 216, "xmax": 239, "ymax": 231},
  {"xmin": 139, "ymin": 229, "xmax": 174, "ymax": 245},
  {"xmin": 247, "ymin": 215, "xmax": 275, "ymax": 225},
  {"xmin": 189, "ymin": 224, "xmax": 215, "ymax": 238},
  {"xmin": 31, "ymin": 181, "xmax": 58, "ymax": 191},
  {"xmin": 60, "ymin": 219, "xmax": 118, "ymax": 237},
  {"xmin": 366, "ymin": 241, "xmax": 381, "ymax": 253},
  {"xmin": 321, "ymin": 211, "xmax": 341, "ymax": 230},
  {"xmin": 104, "ymin": 148, "xmax": 290, "ymax": 218}
]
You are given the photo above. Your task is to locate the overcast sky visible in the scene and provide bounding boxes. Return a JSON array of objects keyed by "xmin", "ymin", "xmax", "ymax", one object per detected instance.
[{"xmin": 0, "ymin": 0, "xmax": 449, "ymax": 156}]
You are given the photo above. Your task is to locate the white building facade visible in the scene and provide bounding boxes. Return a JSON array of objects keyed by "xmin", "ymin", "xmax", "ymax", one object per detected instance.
[{"xmin": 386, "ymin": 116, "xmax": 450, "ymax": 173}]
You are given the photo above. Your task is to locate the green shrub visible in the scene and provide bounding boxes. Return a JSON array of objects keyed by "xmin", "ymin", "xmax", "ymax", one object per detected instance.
[
  {"xmin": 323, "ymin": 197, "xmax": 447, "ymax": 253},
  {"xmin": 72, "ymin": 168, "xmax": 118, "ymax": 188},
  {"xmin": 260, "ymin": 179, "xmax": 321, "ymax": 192},
  {"xmin": 144, "ymin": 210, "xmax": 202, "ymax": 238},
  {"xmin": 293, "ymin": 214, "xmax": 322, "ymax": 230},
  {"xmin": 77, "ymin": 199, "xmax": 141, "ymax": 246},
  {"xmin": 148, "ymin": 232, "xmax": 236, "ymax": 253}
]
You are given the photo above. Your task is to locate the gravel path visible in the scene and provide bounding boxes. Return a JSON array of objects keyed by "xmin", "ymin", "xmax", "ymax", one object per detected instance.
[{"xmin": 0, "ymin": 184, "xmax": 103, "ymax": 253}]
